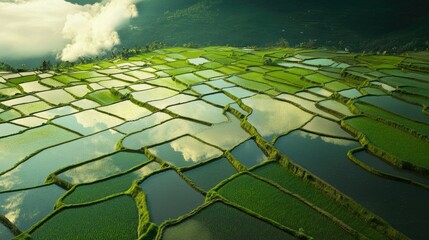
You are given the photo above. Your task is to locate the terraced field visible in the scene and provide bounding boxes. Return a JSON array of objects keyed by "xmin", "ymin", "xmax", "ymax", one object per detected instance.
[{"xmin": 0, "ymin": 47, "xmax": 428, "ymax": 239}]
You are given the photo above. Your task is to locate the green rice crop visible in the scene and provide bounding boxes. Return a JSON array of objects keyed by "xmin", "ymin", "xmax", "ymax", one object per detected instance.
[
  {"xmin": 0, "ymin": 109, "xmax": 21, "ymax": 121},
  {"xmin": 305, "ymin": 73, "xmax": 334, "ymax": 83},
  {"xmin": 360, "ymin": 87, "xmax": 386, "ymax": 96},
  {"xmin": 344, "ymin": 116, "xmax": 429, "ymax": 169},
  {"xmin": 8, "ymin": 75, "xmax": 38, "ymax": 84},
  {"xmin": 324, "ymin": 81, "xmax": 352, "ymax": 91},
  {"xmin": 214, "ymin": 58, "xmax": 236, "ymax": 65},
  {"xmin": 86, "ymin": 89, "xmax": 122, "ymax": 105},
  {"xmin": 40, "ymin": 78, "xmax": 65, "ymax": 87},
  {"xmin": 216, "ymin": 66, "xmax": 243, "ymax": 74},
  {"xmin": 164, "ymin": 67, "xmax": 196, "ymax": 76},
  {"xmin": 69, "ymin": 71, "xmax": 104, "ymax": 80},
  {"xmin": 53, "ymin": 75, "xmax": 79, "ymax": 84},
  {"xmin": 13, "ymin": 101, "xmax": 51, "ymax": 115},
  {"xmin": 393, "ymin": 92, "xmax": 429, "ymax": 107},
  {"xmin": 217, "ymin": 174, "xmax": 357, "ymax": 239},
  {"xmin": 357, "ymin": 55, "xmax": 403, "ymax": 67},
  {"xmin": 31, "ymin": 195, "xmax": 138, "ymax": 240},
  {"xmin": 147, "ymin": 77, "xmax": 188, "ymax": 91},
  {"xmin": 166, "ymin": 60, "xmax": 192, "ymax": 68},
  {"xmin": 266, "ymin": 71, "xmax": 315, "ymax": 88},
  {"xmin": 227, "ymin": 76, "xmax": 272, "ymax": 92},
  {"xmin": 354, "ymin": 102, "xmax": 429, "ymax": 137},
  {"xmin": 238, "ymin": 72, "xmax": 299, "ymax": 92},
  {"xmin": 175, "ymin": 73, "xmax": 206, "ymax": 86},
  {"xmin": 63, "ymin": 172, "xmax": 139, "ymax": 204},
  {"xmin": 285, "ymin": 67, "xmax": 315, "ymax": 76},
  {"xmin": 159, "ymin": 202, "xmax": 296, "ymax": 240},
  {"xmin": 252, "ymin": 163, "xmax": 390, "ymax": 240},
  {"xmin": 202, "ymin": 62, "xmax": 223, "ymax": 69},
  {"xmin": 73, "ymin": 63, "xmax": 96, "ymax": 71},
  {"xmin": 195, "ymin": 69, "xmax": 224, "ymax": 79}
]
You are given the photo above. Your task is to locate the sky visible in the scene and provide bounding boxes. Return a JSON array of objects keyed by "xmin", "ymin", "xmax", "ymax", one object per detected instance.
[{"xmin": 0, "ymin": 0, "xmax": 138, "ymax": 62}]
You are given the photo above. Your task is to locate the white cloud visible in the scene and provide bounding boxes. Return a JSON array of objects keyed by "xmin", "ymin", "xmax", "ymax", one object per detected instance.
[
  {"xmin": 0, "ymin": 0, "xmax": 138, "ymax": 62},
  {"xmin": 1, "ymin": 192, "xmax": 26, "ymax": 224},
  {"xmin": 170, "ymin": 136, "xmax": 222, "ymax": 162},
  {"xmin": 299, "ymin": 130, "xmax": 356, "ymax": 146}
]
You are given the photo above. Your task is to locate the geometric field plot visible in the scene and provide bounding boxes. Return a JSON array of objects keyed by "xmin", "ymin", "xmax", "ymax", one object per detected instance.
[
  {"xmin": 275, "ymin": 130, "xmax": 429, "ymax": 240},
  {"xmin": 242, "ymin": 94, "xmax": 313, "ymax": 141},
  {"xmin": 57, "ymin": 151, "xmax": 149, "ymax": 184},
  {"xmin": 52, "ymin": 109, "xmax": 123, "ymax": 135},
  {"xmin": 217, "ymin": 174, "xmax": 357, "ymax": 239},
  {"xmin": 148, "ymin": 135, "xmax": 223, "ymax": 168},
  {"xmin": 61, "ymin": 162, "xmax": 161, "ymax": 205},
  {"xmin": 0, "ymin": 124, "xmax": 79, "ymax": 172},
  {"xmin": 0, "ymin": 129, "xmax": 123, "ymax": 191},
  {"xmin": 121, "ymin": 118, "xmax": 209, "ymax": 150},
  {"xmin": 159, "ymin": 202, "xmax": 297, "ymax": 240},
  {"xmin": 167, "ymin": 100, "xmax": 228, "ymax": 124},
  {"xmin": 30, "ymin": 195, "xmax": 138, "ymax": 240},
  {"xmin": 230, "ymin": 139, "xmax": 267, "ymax": 168},
  {"xmin": 184, "ymin": 157, "xmax": 237, "ymax": 191},
  {"xmin": 97, "ymin": 100, "xmax": 151, "ymax": 121},
  {"xmin": 0, "ymin": 184, "xmax": 64, "ymax": 232},
  {"xmin": 1, "ymin": 47, "xmax": 429, "ymax": 240},
  {"xmin": 252, "ymin": 162, "xmax": 391, "ymax": 240}
]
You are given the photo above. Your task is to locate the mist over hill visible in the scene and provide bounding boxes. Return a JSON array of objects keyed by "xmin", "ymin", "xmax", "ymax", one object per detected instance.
[
  {"xmin": 2, "ymin": 0, "xmax": 429, "ymax": 68},
  {"xmin": 119, "ymin": 0, "xmax": 429, "ymax": 51}
]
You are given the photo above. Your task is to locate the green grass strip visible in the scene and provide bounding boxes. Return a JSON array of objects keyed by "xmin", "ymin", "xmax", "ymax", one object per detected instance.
[
  {"xmin": 353, "ymin": 102, "xmax": 429, "ymax": 138},
  {"xmin": 30, "ymin": 195, "xmax": 138, "ymax": 240},
  {"xmin": 343, "ymin": 116, "xmax": 429, "ymax": 172},
  {"xmin": 252, "ymin": 162, "xmax": 392, "ymax": 240},
  {"xmin": 217, "ymin": 174, "xmax": 358, "ymax": 240}
]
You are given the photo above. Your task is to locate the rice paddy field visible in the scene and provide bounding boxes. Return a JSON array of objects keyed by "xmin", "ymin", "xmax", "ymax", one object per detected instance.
[{"xmin": 0, "ymin": 47, "xmax": 428, "ymax": 239}]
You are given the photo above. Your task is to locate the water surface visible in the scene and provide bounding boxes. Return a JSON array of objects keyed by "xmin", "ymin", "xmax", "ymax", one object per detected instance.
[
  {"xmin": 52, "ymin": 109, "xmax": 124, "ymax": 135},
  {"xmin": 184, "ymin": 157, "xmax": 237, "ymax": 191},
  {"xmin": 148, "ymin": 136, "xmax": 223, "ymax": 168},
  {"xmin": 167, "ymin": 100, "xmax": 228, "ymax": 124},
  {"xmin": 360, "ymin": 95, "xmax": 429, "ymax": 124},
  {"xmin": 0, "ymin": 184, "xmax": 64, "ymax": 231},
  {"xmin": 58, "ymin": 152, "xmax": 149, "ymax": 184},
  {"xmin": 0, "ymin": 125, "xmax": 79, "ymax": 173},
  {"xmin": 161, "ymin": 202, "xmax": 296, "ymax": 240},
  {"xmin": 353, "ymin": 150, "xmax": 429, "ymax": 187},
  {"xmin": 230, "ymin": 139, "xmax": 267, "ymax": 168},
  {"xmin": 122, "ymin": 118, "xmax": 208, "ymax": 149},
  {"xmin": 0, "ymin": 130, "xmax": 123, "ymax": 191},
  {"xmin": 140, "ymin": 170, "xmax": 204, "ymax": 224},
  {"xmin": 275, "ymin": 130, "xmax": 429, "ymax": 239},
  {"xmin": 243, "ymin": 94, "xmax": 313, "ymax": 141}
]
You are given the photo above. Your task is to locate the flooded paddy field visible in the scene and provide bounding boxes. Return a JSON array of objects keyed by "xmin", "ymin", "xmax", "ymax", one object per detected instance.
[{"xmin": 0, "ymin": 47, "xmax": 429, "ymax": 239}]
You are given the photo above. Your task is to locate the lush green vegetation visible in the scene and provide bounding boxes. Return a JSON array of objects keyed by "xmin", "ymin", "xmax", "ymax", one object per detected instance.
[
  {"xmin": 267, "ymin": 71, "xmax": 314, "ymax": 88},
  {"xmin": 8, "ymin": 75, "xmax": 38, "ymax": 85},
  {"xmin": 62, "ymin": 163, "xmax": 159, "ymax": 204},
  {"xmin": 31, "ymin": 196, "xmax": 139, "ymax": 240},
  {"xmin": 86, "ymin": 89, "xmax": 122, "ymax": 105},
  {"xmin": 69, "ymin": 71, "xmax": 104, "ymax": 80},
  {"xmin": 252, "ymin": 162, "xmax": 390, "ymax": 239},
  {"xmin": 344, "ymin": 116, "xmax": 429, "ymax": 170},
  {"xmin": 217, "ymin": 174, "xmax": 357, "ymax": 239},
  {"xmin": 53, "ymin": 75, "xmax": 79, "ymax": 84},
  {"xmin": 158, "ymin": 202, "xmax": 297, "ymax": 240},
  {"xmin": 353, "ymin": 102, "xmax": 429, "ymax": 137}
]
